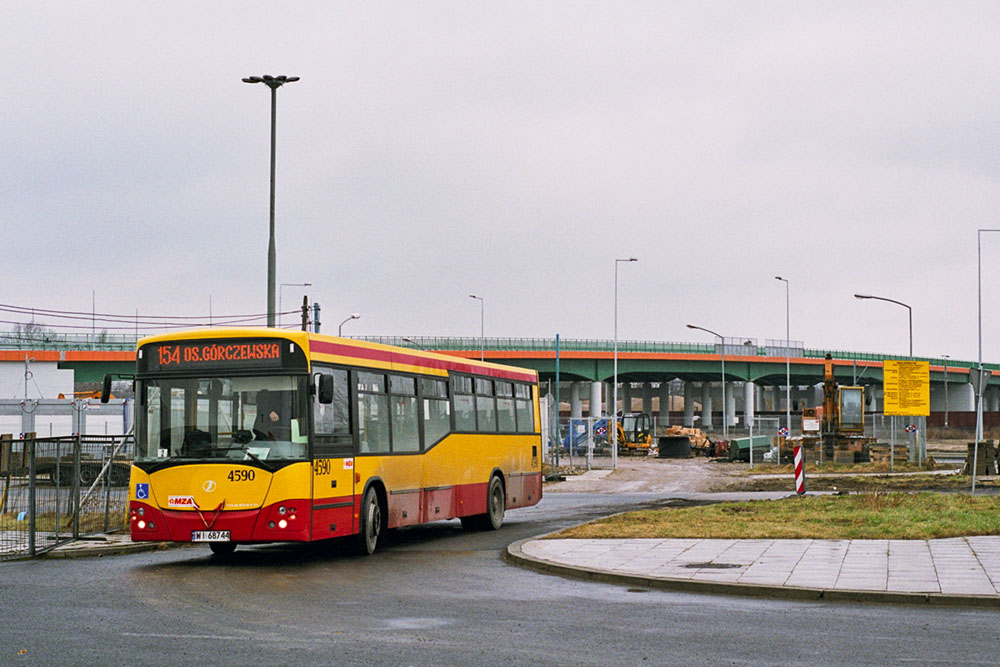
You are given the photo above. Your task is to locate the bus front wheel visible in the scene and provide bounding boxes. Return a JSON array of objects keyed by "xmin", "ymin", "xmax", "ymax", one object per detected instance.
[
  {"xmin": 357, "ymin": 486, "xmax": 384, "ymax": 555},
  {"xmin": 209, "ymin": 542, "xmax": 236, "ymax": 557}
]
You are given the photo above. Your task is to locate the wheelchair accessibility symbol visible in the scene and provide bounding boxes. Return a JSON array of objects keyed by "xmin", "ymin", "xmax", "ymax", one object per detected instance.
[{"xmin": 136, "ymin": 483, "xmax": 149, "ymax": 500}]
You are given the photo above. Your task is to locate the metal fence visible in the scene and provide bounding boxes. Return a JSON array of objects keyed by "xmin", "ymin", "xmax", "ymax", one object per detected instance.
[{"xmin": 0, "ymin": 433, "xmax": 133, "ymax": 560}]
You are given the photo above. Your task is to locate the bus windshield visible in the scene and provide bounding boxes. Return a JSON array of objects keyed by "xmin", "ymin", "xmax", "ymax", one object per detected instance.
[{"xmin": 135, "ymin": 375, "xmax": 310, "ymax": 463}]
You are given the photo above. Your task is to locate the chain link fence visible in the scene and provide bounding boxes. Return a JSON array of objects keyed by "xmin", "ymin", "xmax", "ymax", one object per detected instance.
[{"xmin": 0, "ymin": 433, "xmax": 133, "ymax": 560}]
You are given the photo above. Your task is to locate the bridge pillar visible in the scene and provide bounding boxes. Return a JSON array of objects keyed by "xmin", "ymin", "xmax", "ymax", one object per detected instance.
[
  {"xmin": 702, "ymin": 382, "xmax": 714, "ymax": 430},
  {"xmin": 590, "ymin": 381, "xmax": 603, "ymax": 418},
  {"xmin": 726, "ymin": 383, "xmax": 736, "ymax": 429},
  {"xmin": 744, "ymin": 381, "xmax": 755, "ymax": 429},
  {"xmin": 621, "ymin": 382, "xmax": 633, "ymax": 413},
  {"xmin": 642, "ymin": 382, "xmax": 654, "ymax": 416},
  {"xmin": 991, "ymin": 388, "xmax": 1000, "ymax": 413},
  {"xmin": 570, "ymin": 382, "xmax": 582, "ymax": 419},
  {"xmin": 659, "ymin": 381, "xmax": 671, "ymax": 425},
  {"xmin": 684, "ymin": 382, "xmax": 695, "ymax": 427}
]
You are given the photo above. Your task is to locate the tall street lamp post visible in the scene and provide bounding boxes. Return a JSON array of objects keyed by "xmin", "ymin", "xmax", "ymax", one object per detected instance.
[
  {"xmin": 279, "ymin": 282, "xmax": 311, "ymax": 328},
  {"xmin": 613, "ymin": 258, "xmax": 638, "ymax": 470},
  {"xmin": 242, "ymin": 74, "xmax": 300, "ymax": 328},
  {"xmin": 974, "ymin": 229, "xmax": 1000, "ymax": 493},
  {"xmin": 853, "ymin": 293, "xmax": 912, "ymax": 357},
  {"xmin": 775, "ymin": 276, "xmax": 791, "ymax": 443},
  {"xmin": 338, "ymin": 313, "xmax": 360, "ymax": 336},
  {"xmin": 468, "ymin": 294, "xmax": 484, "ymax": 361},
  {"xmin": 687, "ymin": 324, "xmax": 727, "ymax": 444},
  {"xmin": 941, "ymin": 354, "xmax": 950, "ymax": 429},
  {"xmin": 854, "ymin": 292, "xmax": 914, "ymax": 470}
]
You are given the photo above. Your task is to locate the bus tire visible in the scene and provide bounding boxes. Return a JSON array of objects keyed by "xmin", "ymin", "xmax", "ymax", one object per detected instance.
[
  {"xmin": 209, "ymin": 542, "xmax": 237, "ymax": 557},
  {"xmin": 485, "ymin": 476, "xmax": 505, "ymax": 530},
  {"xmin": 462, "ymin": 476, "xmax": 505, "ymax": 531},
  {"xmin": 356, "ymin": 485, "xmax": 384, "ymax": 555}
]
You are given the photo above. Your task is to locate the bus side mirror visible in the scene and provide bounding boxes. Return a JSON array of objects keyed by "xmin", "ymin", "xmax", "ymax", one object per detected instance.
[
  {"xmin": 318, "ymin": 374, "xmax": 334, "ymax": 404},
  {"xmin": 100, "ymin": 374, "xmax": 112, "ymax": 403}
]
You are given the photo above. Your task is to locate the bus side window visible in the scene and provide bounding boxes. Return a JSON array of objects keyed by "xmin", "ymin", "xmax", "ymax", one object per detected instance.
[{"xmin": 313, "ymin": 368, "xmax": 352, "ymax": 456}]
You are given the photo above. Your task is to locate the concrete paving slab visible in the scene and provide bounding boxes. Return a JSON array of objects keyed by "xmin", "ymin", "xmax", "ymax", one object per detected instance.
[{"xmin": 513, "ymin": 535, "xmax": 1000, "ymax": 606}]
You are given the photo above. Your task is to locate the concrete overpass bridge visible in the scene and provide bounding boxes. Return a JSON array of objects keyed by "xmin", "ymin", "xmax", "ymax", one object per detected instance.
[{"xmin": 3, "ymin": 333, "xmax": 1000, "ymax": 432}]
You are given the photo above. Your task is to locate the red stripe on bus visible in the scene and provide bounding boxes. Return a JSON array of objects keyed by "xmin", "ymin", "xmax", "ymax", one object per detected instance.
[{"xmin": 309, "ymin": 340, "xmax": 537, "ymax": 383}]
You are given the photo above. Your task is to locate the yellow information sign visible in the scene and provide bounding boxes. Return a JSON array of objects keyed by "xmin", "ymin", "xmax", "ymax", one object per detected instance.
[{"xmin": 883, "ymin": 360, "xmax": 930, "ymax": 416}]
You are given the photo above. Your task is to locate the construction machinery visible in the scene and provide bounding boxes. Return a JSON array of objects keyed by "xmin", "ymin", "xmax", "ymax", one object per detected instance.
[
  {"xmin": 616, "ymin": 412, "xmax": 653, "ymax": 455},
  {"xmin": 788, "ymin": 354, "xmax": 874, "ymax": 464}
]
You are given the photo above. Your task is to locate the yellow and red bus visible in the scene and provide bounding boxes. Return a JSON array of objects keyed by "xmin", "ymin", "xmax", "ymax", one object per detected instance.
[{"xmin": 124, "ymin": 328, "xmax": 542, "ymax": 555}]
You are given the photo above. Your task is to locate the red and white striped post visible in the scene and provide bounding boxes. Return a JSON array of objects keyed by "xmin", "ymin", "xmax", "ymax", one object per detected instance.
[{"xmin": 793, "ymin": 444, "xmax": 805, "ymax": 495}]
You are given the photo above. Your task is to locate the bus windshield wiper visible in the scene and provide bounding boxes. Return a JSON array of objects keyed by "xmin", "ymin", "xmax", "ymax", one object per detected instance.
[{"xmin": 239, "ymin": 446, "xmax": 274, "ymax": 471}]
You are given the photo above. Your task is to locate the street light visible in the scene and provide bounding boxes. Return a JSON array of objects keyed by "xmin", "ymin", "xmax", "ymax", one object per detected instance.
[
  {"xmin": 853, "ymin": 293, "xmax": 912, "ymax": 357},
  {"xmin": 687, "ymin": 324, "xmax": 727, "ymax": 444},
  {"xmin": 402, "ymin": 337, "xmax": 425, "ymax": 350},
  {"xmin": 338, "ymin": 313, "xmax": 360, "ymax": 336},
  {"xmin": 279, "ymin": 282, "xmax": 311, "ymax": 327},
  {"xmin": 613, "ymin": 257, "xmax": 638, "ymax": 470},
  {"xmin": 775, "ymin": 276, "xmax": 791, "ymax": 444},
  {"xmin": 973, "ymin": 229, "xmax": 1000, "ymax": 494},
  {"xmin": 855, "ymin": 292, "xmax": 914, "ymax": 471},
  {"xmin": 243, "ymin": 74, "xmax": 300, "ymax": 327},
  {"xmin": 941, "ymin": 354, "xmax": 950, "ymax": 429},
  {"xmin": 468, "ymin": 294, "xmax": 484, "ymax": 361}
]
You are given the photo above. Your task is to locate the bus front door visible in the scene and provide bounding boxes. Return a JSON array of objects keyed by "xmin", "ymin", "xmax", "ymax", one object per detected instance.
[{"xmin": 311, "ymin": 456, "xmax": 356, "ymax": 540}]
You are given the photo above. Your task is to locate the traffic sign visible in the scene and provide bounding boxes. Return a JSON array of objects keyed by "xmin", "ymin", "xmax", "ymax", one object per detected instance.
[
  {"xmin": 778, "ymin": 427, "xmax": 789, "ymax": 437},
  {"xmin": 905, "ymin": 424, "xmax": 917, "ymax": 433}
]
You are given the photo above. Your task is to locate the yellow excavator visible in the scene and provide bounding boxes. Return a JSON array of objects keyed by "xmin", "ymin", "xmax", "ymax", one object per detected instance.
[{"xmin": 616, "ymin": 412, "xmax": 653, "ymax": 455}]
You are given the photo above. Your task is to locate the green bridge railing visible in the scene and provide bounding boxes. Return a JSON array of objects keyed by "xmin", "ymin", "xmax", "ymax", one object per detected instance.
[{"xmin": 0, "ymin": 332, "xmax": 993, "ymax": 370}]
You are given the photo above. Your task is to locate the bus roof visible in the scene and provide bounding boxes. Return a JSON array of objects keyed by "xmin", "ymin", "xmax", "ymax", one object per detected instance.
[{"xmin": 137, "ymin": 328, "xmax": 538, "ymax": 384}]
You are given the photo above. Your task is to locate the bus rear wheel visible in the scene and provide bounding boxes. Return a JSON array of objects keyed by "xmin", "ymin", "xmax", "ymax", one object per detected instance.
[
  {"xmin": 356, "ymin": 486, "xmax": 384, "ymax": 555},
  {"xmin": 461, "ymin": 476, "xmax": 505, "ymax": 531}
]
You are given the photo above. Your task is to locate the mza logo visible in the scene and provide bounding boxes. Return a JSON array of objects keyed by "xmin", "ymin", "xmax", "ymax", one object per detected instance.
[
  {"xmin": 343, "ymin": 458, "xmax": 355, "ymax": 470},
  {"xmin": 168, "ymin": 495, "xmax": 196, "ymax": 508}
]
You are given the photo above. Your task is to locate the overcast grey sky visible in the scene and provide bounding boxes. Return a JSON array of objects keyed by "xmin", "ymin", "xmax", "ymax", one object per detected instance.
[{"xmin": 3, "ymin": 1, "xmax": 1000, "ymax": 361}]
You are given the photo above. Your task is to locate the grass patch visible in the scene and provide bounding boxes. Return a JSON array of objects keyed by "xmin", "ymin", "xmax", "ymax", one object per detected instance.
[
  {"xmin": 551, "ymin": 492, "xmax": 1000, "ymax": 540},
  {"xmin": 735, "ymin": 474, "xmax": 996, "ymax": 493}
]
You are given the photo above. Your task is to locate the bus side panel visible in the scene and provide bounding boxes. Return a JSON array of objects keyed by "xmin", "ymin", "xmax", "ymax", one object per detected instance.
[
  {"xmin": 387, "ymin": 489, "xmax": 421, "ymax": 528},
  {"xmin": 454, "ymin": 481, "xmax": 489, "ymax": 517},
  {"xmin": 422, "ymin": 486, "xmax": 457, "ymax": 522},
  {"xmin": 355, "ymin": 454, "xmax": 422, "ymax": 530}
]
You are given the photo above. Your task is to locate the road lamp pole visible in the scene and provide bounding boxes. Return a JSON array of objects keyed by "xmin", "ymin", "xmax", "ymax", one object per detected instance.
[
  {"xmin": 338, "ymin": 313, "xmax": 360, "ymax": 336},
  {"xmin": 279, "ymin": 282, "xmax": 311, "ymax": 328},
  {"xmin": 974, "ymin": 229, "xmax": 1000, "ymax": 493},
  {"xmin": 613, "ymin": 258, "xmax": 638, "ymax": 470},
  {"xmin": 775, "ymin": 276, "xmax": 791, "ymax": 444},
  {"xmin": 855, "ymin": 292, "xmax": 914, "ymax": 469},
  {"xmin": 941, "ymin": 354, "xmax": 950, "ymax": 429},
  {"xmin": 243, "ymin": 74, "xmax": 300, "ymax": 328},
  {"xmin": 468, "ymin": 294, "xmax": 484, "ymax": 361},
  {"xmin": 687, "ymin": 324, "xmax": 727, "ymax": 444},
  {"xmin": 854, "ymin": 293, "xmax": 912, "ymax": 357}
]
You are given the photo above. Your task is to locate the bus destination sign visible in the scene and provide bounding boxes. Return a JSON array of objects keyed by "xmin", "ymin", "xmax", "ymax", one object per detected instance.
[{"xmin": 140, "ymin": 339, "xmax": 289, "ymax": 373}]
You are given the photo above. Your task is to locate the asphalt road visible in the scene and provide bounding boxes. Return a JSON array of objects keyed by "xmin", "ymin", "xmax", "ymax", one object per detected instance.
[{"xmin": 1, "ymin": 492, "xmax": 997, "ymax": 666}]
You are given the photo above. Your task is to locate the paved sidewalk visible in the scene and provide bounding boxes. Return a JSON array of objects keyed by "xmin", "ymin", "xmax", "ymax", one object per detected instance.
[
  {"xmin": 43, "ymin": 533, "xmax": 168, "ymax": 558},
  {"xmin": 509, "ymin": 535, "xmax": 1000, "ymax": 606}
]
